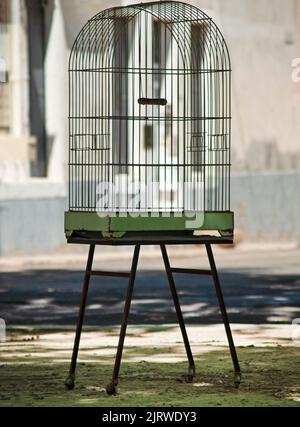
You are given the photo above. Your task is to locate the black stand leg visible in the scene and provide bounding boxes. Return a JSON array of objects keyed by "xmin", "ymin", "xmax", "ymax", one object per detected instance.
[
  {"xmin": 160, "ymin": 245, "xmax": 196, "ymax": 382},
  {"xmin": 205, "ymin": 244, "xmax": 241, "ymax": 388},
  {"xmin": 106, "ymin": 245, "xmax": 140, "ymax": 395},
  {"xmin": 65, "ymin": 244, "xmax": 95, "ymax": 390}
]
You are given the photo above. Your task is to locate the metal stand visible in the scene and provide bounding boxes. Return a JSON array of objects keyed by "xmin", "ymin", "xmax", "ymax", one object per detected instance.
[
  {"xmin": 205, "ymin": 244, "xmax": 241, "ymax": 387},
  {"xmin": 65, "ymin": 243, "xmax": 241, "ymax": 394},
  {"xmin": 160, "ymin": 245, "xmax": 195, "ymax": 382},
  {"xmin": 65, "ymin": 244, "xmax": 95, "ymax": 390},
  {"xmin": 106, "ymin": 245, "xmax": 140, "ymax": 395}
]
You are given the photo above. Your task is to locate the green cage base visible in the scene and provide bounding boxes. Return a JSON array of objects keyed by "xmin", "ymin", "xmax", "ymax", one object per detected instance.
[{"xmin": 65, "ymin": 211, "xmax": 234, "ymax": 241}]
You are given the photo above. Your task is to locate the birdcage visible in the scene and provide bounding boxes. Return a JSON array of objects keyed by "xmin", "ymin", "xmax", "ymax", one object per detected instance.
[
  {"xmin": 65, "ymin": 0, "xmax": 233, "ymax": 240},
  {"xmin": 64, "ymin": 1, "xmax": 240, "ymax": 396}
]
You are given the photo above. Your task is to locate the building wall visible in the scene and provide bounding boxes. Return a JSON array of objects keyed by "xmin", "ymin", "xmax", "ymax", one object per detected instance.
[
  {"xmin": 0, "ymin": 0, "xmax": 67, "ymax": 256},
  {"xmin": 220, "ymin": 0, "xmax": 300, "ymax": 172},
  {"xmin": 210, "ymin": 0, "xmax": 300, "ymax": 242},
  {"xmin": 0, "ymin": 183, "xmax": 66, "ymax": 256},
  {"xmin": 0, "ymin": 0, "xmax": 299, "ymax": 255},
  {"xmin": 232, "ymin": 173, "xmax": 300, "ymax": 242},
  {"xmin": 60, "ymin": 0, "xmax": 300, "ymax": 172},
  {"xmin": 61, "ymin": 0, "xmax": 300, "ymax": 173},
  {"xmin": 0, "ymin": 0, "xmax": 32, "ymax": 181}
]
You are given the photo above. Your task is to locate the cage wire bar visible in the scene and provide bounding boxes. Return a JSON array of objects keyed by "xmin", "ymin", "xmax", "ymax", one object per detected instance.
[{"xmin": 68, "ymin": 1, "xmax": 231, "ymax": 217}]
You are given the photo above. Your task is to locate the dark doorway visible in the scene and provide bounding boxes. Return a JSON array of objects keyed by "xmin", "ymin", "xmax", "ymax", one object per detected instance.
[{"xmin": 26, "ymin": 0, "xmax": 47, "ymax": 177}]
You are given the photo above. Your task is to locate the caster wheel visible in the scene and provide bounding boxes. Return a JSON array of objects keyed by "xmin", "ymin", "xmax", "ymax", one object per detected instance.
[
  {"xmin": 106, "ymin": 382, "xmax": 117, "ymax": 396},
  {"xmin": 185, "ymin": 374, "xmax": 194, "ymax": 383},
  {"xmin": 65, "ymin": 375, "xmax": 75, "ymax": 390},
  {"xmin": 234, "ymin": 372, "xmax": 242, "ymax": 389},
  {"xmin": 185, "ymin": 366, "xmax": 196, "ymax": 383}
]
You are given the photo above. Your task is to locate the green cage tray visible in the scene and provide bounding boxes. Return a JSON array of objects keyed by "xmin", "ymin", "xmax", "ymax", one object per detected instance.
[{"xmin": 65, "ymin": 211, "xmax": 234, "ymax": 240}]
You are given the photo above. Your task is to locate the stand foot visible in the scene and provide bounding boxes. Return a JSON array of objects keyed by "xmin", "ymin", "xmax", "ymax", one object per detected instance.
[
  {"xmin": 65, "ymin": 374, "xmax": 75, "ymax": 390},
  {"xmin": 106, "ymin": 382, "xmax": 117, "ymax": 396},
  {"xmin": 184, "ymin": 365, "xmax": 196, "ymax": 383},
  {"xmin": 234, "ymin": 372, "xmax": 242, "ymax": 389}
]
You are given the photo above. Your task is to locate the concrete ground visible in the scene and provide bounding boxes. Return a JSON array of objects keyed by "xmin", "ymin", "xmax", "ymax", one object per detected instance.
[
  {"xmin": 1, "ymin": 244, "xmax": 300, "ymax": 407},
  {"xmin": 0, "ymin": 243, "xmax": 299, "ymax": 327},
  {"xmin": 0, "ymin": 324, "xmax": 296, "ymax": 365}
]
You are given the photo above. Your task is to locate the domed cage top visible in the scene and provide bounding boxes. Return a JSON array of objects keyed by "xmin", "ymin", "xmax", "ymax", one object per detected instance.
[{"xmin": 65, "ymin": 1, "xmax": 234, "ymax": 240}]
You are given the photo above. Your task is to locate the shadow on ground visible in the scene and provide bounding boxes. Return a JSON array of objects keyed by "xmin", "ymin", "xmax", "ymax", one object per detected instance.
[{"xmin": 1, "ymin": 268, "xmax": 300, "ymax": 325}]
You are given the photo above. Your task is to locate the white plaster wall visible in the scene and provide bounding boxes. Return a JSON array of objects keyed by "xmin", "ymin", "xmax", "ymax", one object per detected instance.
[
  {"xmin": 216, "ymin": 0, "xmax": 300, "ymax": 172},
  {"xmin": 1, "ymin": 0, "xmax": 299, "ymax": 255},
  {"xmin": 59, "ymin": 0, "xmax": 300, "ymax": 174},
  {"xmin": 60, "ymin": 0, "xmax": 125, "ymax": 48},
  {"xmin": 0, "ymin": 0, "xmax": 31, "ymax": 184},
  {"xmin": 45, "ymin": 0, "xmax": 68, "ymax": 183}
]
